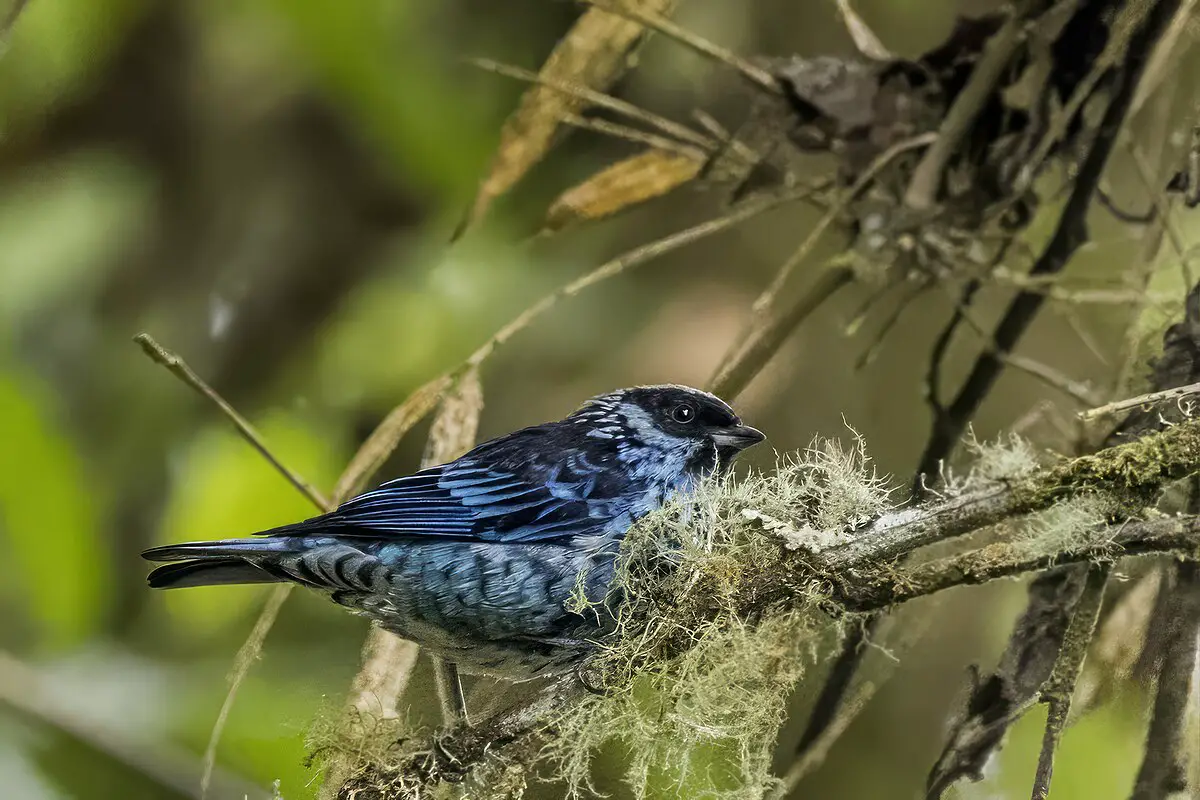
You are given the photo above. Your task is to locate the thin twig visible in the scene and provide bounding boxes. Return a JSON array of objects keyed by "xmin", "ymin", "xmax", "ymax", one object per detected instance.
[
  {"xmin": 930, "ymin": 286, "xmax": 1103, "ymax": 406},
  {"xmin": 753, "ymin": 133, "xmax": 937, "ymax": 320},
  {"xmin": 1005, "ymin": 354, "xmax": 1104, "ymax": 408},
  {"xmin": 855, "ymin": 278, "xmax": 927, "ymax": 369},
  {"xmin": 1126, "ymin": 139, "xmax": 1196, "ymax": 290},
  {"xmin": 904, "ymin": 2, "xmax": 1030, "ymax": 209},
  {"xmin": 792, "ymin": 617, "xmax": 877, "ymax": 759},
  {"xmin": 709, "ymin": 133, "xmax": 938, "ymax": 396},
  {"xmin": 578, "ymin": 0, "xmax": 781, "ymax": 94},
  {"xmin": 201, "ymin": 585, "xmax": 292, "ymax": 799},
  {"xmin": 561, "ymin": 112, "xmax": 710, "ymax": 158},
  {"xmin": 134, "ymin": 334, "xmax": 330, "ymax": 511},
  {"xmin": 922, "ymin": 278, "xmax": 983, "ymax": 456},
  {"xmin": 1080, "ymin": 379, "xmax": 1200, "ymax": 420},
  {"xmin": 988, "ymin": 267, "xmax": 1174, "ymax": 305},
  {"xmin": 710, "ymin": 264, "xmax": 856, "ymax": 398},
  {"xmin": 914, "ymin": 0, "xmax": 1176, "ymax": 482},
  {"xmin": 134, "ymin": 333, "xmax": 334, "ymax": 798},
  {"xmin": 772, "ymin": 682, "xmax": 879, "ymax": 798},
  {"xmin": 466, "ymin": 182, "xmax": 825, "ymax": 370},
  {"xmin": 469, "ymin": 57, "xmax": 715, "ymax": 150},
  {"xmin": 690, "ymin": 108, "xmax": 761, "ymax": 164}
]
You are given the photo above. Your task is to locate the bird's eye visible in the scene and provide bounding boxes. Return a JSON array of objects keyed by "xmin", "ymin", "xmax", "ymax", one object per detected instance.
[{"xmin": 671, "ymin": 403, "xmax": 696, "ymax": 423}]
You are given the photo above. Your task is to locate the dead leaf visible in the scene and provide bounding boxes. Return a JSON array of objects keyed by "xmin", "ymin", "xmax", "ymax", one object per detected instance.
[
  {"xmin": 543, "ymin": 149, "xmax": 702, "ymax": 231},
  {"xmin": 457, "ymin": 0, "xmax": 681, "ymax": 238}
]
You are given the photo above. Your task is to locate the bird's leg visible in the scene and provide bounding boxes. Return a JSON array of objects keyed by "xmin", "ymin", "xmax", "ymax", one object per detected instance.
[{"xmin": 432, "ymin": 656, "xmax": 470, "ymax": 726}]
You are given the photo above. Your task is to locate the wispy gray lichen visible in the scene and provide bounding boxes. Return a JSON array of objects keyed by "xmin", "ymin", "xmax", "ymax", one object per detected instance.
[{"xmin": 545, "ymin": 438, "xmax": 893, "ymax": 798}]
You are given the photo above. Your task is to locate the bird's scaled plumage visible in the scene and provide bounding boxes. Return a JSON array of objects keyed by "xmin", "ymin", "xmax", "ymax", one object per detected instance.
[{"xmin": 143, "ymin": 385, "xmax": 764, "ymax": 678}]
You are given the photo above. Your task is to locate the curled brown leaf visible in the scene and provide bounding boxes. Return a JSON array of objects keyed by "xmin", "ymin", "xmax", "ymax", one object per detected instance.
[
  {"xmin": 543, "ymin": 149, "xmax": 703, "ymax": 232},
  {"xmin": 458, "ymin": 0, "xmax": 681, "ymax": 237}
]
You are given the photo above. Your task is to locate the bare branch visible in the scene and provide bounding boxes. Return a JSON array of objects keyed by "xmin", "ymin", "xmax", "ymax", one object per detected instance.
[
  {"xmin": 709, "ymin": 132, "xmax": 938, "ymax": 397},
  {"xmin": 1081, "ymin": 380, "xmax": 1200, "ymax": 421},
  {"xmin": 1129, "ymin": 561, "xmax": 1200, "ymax": 800},
  {"xmin": 903, "ymin": 2, "xmax": 1031, "ymax": 210},
  {"xmin": 579, "ymin": 0, "xmax": 781, "ymax": 94},
  {"xmin": 1029, "ymin": 564, "xmax": 1110, "ymax": 800},
  {"xmin": 134, "ymin": 333, "xmax": 330, "ymax": 511}
]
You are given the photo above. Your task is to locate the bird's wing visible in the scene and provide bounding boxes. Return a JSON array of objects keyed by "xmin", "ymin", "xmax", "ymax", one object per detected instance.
[{"xmin": 272, "ymin": 433, "xmax": 626, "ymax": 544}]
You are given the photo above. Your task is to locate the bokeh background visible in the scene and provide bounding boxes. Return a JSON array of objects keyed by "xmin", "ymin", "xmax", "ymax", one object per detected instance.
[{"xmin": 1, "ymin": 0, "xmax": 1196, "ymax": 798}]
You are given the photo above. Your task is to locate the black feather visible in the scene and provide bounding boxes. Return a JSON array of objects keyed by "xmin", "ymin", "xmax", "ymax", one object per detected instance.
[{"xmin": 147, "ymin": 558, "xmax": 281, "ymax": 589}]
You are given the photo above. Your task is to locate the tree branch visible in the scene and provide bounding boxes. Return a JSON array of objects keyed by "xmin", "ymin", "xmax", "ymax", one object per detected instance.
[
  {"xmin": 1129, "ymin": 560, "xmax": 1200, "ymax": 800},
  {"xmin": 1029, "ymin": 563, "xmax": 1110, "ymax": 800},
  {"xmin": 359, "ymin": 414, "xmax": 1200, "ymax": 796},
  {"xmin": 135, "ymin": 333, "xmax": 331, "ymax": 511},
  {"xmin": 914, "ymin": 0, "xmax": 1181, "ymax": 483}
]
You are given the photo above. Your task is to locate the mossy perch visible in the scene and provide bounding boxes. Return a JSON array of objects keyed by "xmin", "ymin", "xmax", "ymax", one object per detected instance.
[{"xmin": 330, "ymin": 419, "xmax": 1200, "ymax": 799}]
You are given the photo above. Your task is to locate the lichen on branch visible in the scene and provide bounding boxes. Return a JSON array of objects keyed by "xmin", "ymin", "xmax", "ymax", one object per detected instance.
[{"xmin": 335, "ymin": 418, "xmax": 1200, "ymax": 799}]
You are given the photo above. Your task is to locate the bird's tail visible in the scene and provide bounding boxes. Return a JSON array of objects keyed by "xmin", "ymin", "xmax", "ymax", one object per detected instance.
[{"xmin": 142, "ymin": 538, "xmax": 298, "ymax": 590}]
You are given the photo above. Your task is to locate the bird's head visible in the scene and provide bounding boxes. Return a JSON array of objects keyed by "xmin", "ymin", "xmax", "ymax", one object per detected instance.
[{"xmin": 573, "ymin": 384, "xmax": 765, "ymax": 471}]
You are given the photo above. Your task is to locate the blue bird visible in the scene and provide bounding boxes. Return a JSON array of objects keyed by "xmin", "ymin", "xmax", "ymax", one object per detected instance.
[{"xmin": 142, "ymin": 385, "xmax": 764, "ymax": 678}]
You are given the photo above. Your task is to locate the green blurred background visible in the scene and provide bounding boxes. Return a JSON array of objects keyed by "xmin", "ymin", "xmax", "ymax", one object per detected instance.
[{"xmin": 0, "ymin": 0, "xmax": 1195, "ymax": 798}]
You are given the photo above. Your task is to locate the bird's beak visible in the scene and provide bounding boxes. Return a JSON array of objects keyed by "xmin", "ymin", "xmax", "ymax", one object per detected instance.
[{"xmin": 711, "ymin": 424, "xmax": 766, "ymax": 450}]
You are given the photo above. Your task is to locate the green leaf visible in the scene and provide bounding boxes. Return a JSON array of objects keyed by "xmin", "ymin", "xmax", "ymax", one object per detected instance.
[
  {"xmin": 0, "ymin": 151, "xmax": 149, "ymax": 324},
  {"xmin": 0, "ymin": 367, "xmax": 106, "ymax": 648},
  {"xmin": 260, "ymin": 0, "xmax": 490, "ymax": 197},
  {"xmin": 153, "ymin": 411, "xmax": 344, "ymax": 638},
  {"xmin": 0, "ymin": 0, "xmax": 147, "ymax": 135}
]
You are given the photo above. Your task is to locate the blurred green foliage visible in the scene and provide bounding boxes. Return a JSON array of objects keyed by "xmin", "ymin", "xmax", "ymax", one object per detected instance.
[
  {"xmin": 0, "ymin": 0, "xmax": 1194, "ymax": 798},
  {"xmin": 0, "ymin": 366, "xmax": 104, "ymax": 648}
]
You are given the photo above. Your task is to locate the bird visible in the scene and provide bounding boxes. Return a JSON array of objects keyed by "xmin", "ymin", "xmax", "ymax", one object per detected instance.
[{"xmin": 142, "ymin": 385, "xmax": 764, "ymax": 679}]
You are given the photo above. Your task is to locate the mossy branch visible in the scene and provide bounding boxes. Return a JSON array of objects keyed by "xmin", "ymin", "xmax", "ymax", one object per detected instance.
[
  {"xmin": 345, "ymin": 417, "xmax": 1200, "ymax": 798},
  {"xmin": 836, "ymin": 517, "xmax": 1196, "ymax": 612},
  {"xmin": 826, "ymin": 413, "xmax": 1200, "ymax": 569}
]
